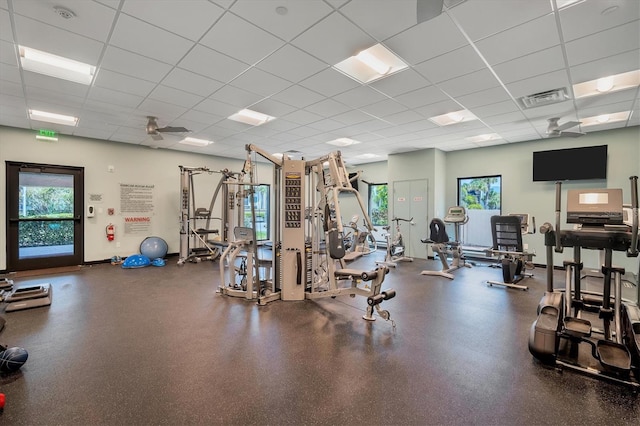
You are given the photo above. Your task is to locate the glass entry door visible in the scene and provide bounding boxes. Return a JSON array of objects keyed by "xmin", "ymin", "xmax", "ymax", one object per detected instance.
[{"xmin": 6, "ymin": 162, "xmax": 84, "ymax": 271}]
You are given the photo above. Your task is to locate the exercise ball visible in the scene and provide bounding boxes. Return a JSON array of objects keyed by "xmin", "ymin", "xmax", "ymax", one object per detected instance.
[
  {"xmin": 0, "ymin": 346, "xmax": 28, "ymax": 373},
  {"xmin": 140, "ymin": 236, "xmax": 168, "ymax": 260}
]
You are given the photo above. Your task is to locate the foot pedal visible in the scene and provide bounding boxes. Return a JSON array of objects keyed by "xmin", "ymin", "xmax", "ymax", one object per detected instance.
[
  {"xmin": 563, "ymin": 317, "xmax": 591, "ymax": 338},
  {"xmin": 597, "ymin": 340, "xmax": 631, "ymax": 375}
]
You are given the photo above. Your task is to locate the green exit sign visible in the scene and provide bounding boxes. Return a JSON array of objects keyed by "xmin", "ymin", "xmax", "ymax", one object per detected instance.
[{"xmin": 39, "ymin": 129, "xmax": 58, "ymax": 137}]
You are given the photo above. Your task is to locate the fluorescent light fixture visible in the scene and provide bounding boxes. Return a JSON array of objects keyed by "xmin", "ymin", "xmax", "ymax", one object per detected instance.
[
  {"xmin": 334, "ymin": 44, "xmax": 408, "ymax": 84},
  {"xmin": 29, "ymin": 109, "xmax": 78, "ymax": 126},
  {"xmin": 581, "ymin": 111, "xmax": 630, "ymax": 127},
  {"xmin": 573, "ymin": 70, "xmax": 640, "ymax": 98},
  {"xmin": 19, "ymin": 46, "xmax": 95, "ymax": 85},
  {"xmin": 465, "ymin": 133, "xmax": 501, "ymax": 143},
  {"xmin": 179, "ymin": 137, "xmax": 213, "ymax": 147},
  {"xmin": 428, "ymin": 109, "xmax": 478, "ymax": 126},
  {"xmin": 228, "ymin": 109, "xmax": 275, "ymax": 126},
  {"xmin": 326, "ymin": 137, "xmax": 361, "ymax": 147},
  {"xmin": 354, "ymin": 153, "xmax": 381, "ymax": 160},
  {"xmin": 356, "ymin": 50, "xmax": 390, "ymax": 75}
]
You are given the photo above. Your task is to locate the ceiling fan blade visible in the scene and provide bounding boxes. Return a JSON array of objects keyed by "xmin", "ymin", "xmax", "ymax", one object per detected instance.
[
  {"xmin": 560, "ymin": 131, "xmax": 585, "ymax": 138},
  {"xmin": 151, "ymin": 133, "xmax": 164, "ymax": 141},
  {"xmin": 417, "ymin": 0, "xmax": 444, "ymax": 23},
  {"xmin": 157, "ymin": 126, "xmax": 190, "ymax": 133},
  {"xmin": 555, "ymin": 121, "xmax": 581, "ymax": 132}
]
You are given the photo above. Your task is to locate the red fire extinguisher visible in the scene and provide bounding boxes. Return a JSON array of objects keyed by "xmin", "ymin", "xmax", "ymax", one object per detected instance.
[{"xmin": 106, "ymin": 223, "xmax": 115, "ymax": 241}]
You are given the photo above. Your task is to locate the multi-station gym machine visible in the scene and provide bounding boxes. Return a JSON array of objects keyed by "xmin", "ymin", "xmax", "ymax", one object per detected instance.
[{"xmin": 217, "ymin": 144, "xmax": 396, "ymax": 323}]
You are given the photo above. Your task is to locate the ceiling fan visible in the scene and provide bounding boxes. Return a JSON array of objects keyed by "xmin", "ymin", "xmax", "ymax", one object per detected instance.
[
  {"xmin": 145, "ymin": 116, "xmax": 191, "ymax": 141},
  {"xmin": 546, "ymin": 117, "xmax": 585, "ymax": 138}
]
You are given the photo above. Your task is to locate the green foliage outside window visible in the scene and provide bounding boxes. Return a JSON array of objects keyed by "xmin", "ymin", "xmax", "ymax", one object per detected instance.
[
  {"xmin": 18, "ymin": 186, "xmax": 74, "ymax": 248},
  {"xmin": 369, "ymin": 184, "xmax": 388, "ymax": 226},
  {"xmin": 459, "ymin": 177, "xmax": 501, "ymax": 210}
]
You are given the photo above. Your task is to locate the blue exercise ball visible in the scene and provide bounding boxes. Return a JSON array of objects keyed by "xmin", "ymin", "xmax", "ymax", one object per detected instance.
[{"xmin": 140, "ymin": 236, "xmax": 168, "ymax": 259}]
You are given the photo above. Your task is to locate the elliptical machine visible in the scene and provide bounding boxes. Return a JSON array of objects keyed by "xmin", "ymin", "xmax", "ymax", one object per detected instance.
[
  {"xmin": 421, "ymin": 206, "xmax": 472, "ymax": 280},
  {"xmin": 529, "ymin": 176, "xmax": 640, "ymax": 387}
]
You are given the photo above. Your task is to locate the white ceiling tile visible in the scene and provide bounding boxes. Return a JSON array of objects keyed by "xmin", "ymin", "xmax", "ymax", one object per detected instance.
[
  {"xmin": 436, "ymin": 68, "xmax": 500, "ymax": 97},
  {"xmin": 256, "ymin": 44, "xmax": 328, "ymax": 83},
  {"xmin": 471, "ymin": 100, "xmax": 521, "ymax": 119},
  {"xmin": 193, "ymin": 97, "xmax": 238, "ymax": 118},
  {"xmin": 178, "ymin": 44, "xmax": 249, "ymax": 83},
  {"xmin": 0, "ymin": 9, "xmax": 13, "ymax": 42},
  {"xmin": 570, "ymin": 49, "xmax": 640, "ymax": 84},
  {"xmin": 370, "ymin": 69, "xmax": 429, "ymax": 97},
  {"xmin": 359, "ymin": 99, "xmax": 408, "ymax": 118},
  {"xmin": 87, "ymin": 85, "xmax": 144, "ymax": 109},
  {"xmin": 0, "ymin": 39, "xmax": 17, "ymax": 66},
  {"xmin": 384, "ymin": 13, "xmax": 468, "ymax": 65},
  {"xmin": 137, "ymin": 99, "xmax": 188, "ymax": 123},
  {"xmin": 161, "ymin": 68, "xmax": 223, "ymax": 97},
  {"xmin": 94, "ymin": 69, "xmax": 156, "ymax": 97},
  {"xmin": 414, "ymin": 99, "xmax": 464, "ymax": 118},
  {"xmin": 109, "ymin": 14, "xmax": 193, "ymax": 65},
  {"xmin": 307, "ymin": 118, "xmax": 346, "ymax": 132},
  {"xmin": 230, "ymin": 67, "xmax": 291, "ymax": 97},
  {"xmin": 229, "ymin": 0, "xmax": 333, "ymax": 41},
  {"xmin": 292, "ymin": 12, "xmax": 376, "ymax": 65},
  {"xmin": 101, "ymin": 46, "xmax": 173, "ymax": 83},
  {"xmin": 212, "ymin": 84, "xmax": 263, "ymax": 109},
  {"xmin": 199, "ymin": 13, "xmax": 284, "ymax": 65},
  {"xmin": 456, "ymin": 86, "xmax": 513, "ymax": 109},
  {"xmin": 559, "ymin": 0, "xmax": 640, "ymax": 42},
  {"xmin": 382, "ymin": 110, "xmax": 426, "ymax": 126},
  {"xmin": 299, "ymin": 68, "xmax": 360, "ymax": 97},
  {"xmin": 149, "ymin": 85, "xmax": 203, "ymax": 109},
  {"xmin": 122, "ymin": 0, "xmax": 223, "ymax": 42},
  {"xmin": 23, "ymin": 72, "xmax": 89, "ymax": 98},
  {"xmin": 271, "ymin": 84, "xmax": 325, "ymax": 109},
  {"xmin": 575, "ymin": 91, "xmax": 638, "ymax": 112},
  {"xmin": 331, "ymin": 109, "xmax": 376, "ymax": 125},
  {"xmin": 13, "ymin": 0, "xmax": 117, "ymax": 42},
  {"xmin": 281, "ymin": 109, "xmax": 324, "ymax": 126},
  {"xmin": 0, "ymin": 80, "xmax": 22, "ymax": 99},
  {"xmin": 475, "ymin": 14, "xmax": 561, "ymax": 66},
  {"xmin": 340, "ymin": 0, "xmax": 418, "ymax": 41},
  {"xmin": 565, "ymin": 21, "xmax": 640, "ymax": 66},
  {"xmin": 448, "ymin": 0, "xmax": 551, "ymax": 41},
  {"xmin": 395, "ymin": 85, "xmax": 449, "ymax": 108},
  {"xmin": 179, "ymin": 109, "xmax": 224, "ymax": 126},
  {"xmin": 13, "ymin": 15, "xmax": 104, "ymax": 64},
  {"xmin": 0, "ymin": 62, "xmax": 19, "ymax": 83},
  {"xmin": 248, "ymin": 98, "xmax": 297, "ymax": 117},
  {"xmin": 414, "ymin": 45, "xmax": 487, "ymax": 84},
  {"xmin": 333, "ymin": 86, "xmax": 388, "ymax": 109},
  {"xmin": 492, "ymin": 46, "xmax": 566, "ymax": 85},
  {"xmin": 306, "ymin": 98, "xmax": 352, "ymax": 118}
]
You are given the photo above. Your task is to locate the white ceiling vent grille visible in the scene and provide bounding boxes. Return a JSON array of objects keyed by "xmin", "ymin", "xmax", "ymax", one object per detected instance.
[{"xmin": 519, "ymin": 88, "xmax": 569, "ymax": 109}]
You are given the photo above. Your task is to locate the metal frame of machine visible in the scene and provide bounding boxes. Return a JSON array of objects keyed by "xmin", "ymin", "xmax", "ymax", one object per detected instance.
[{"xmin": 217, "ymin": 144, "xmax": 396, "ymax": 323}]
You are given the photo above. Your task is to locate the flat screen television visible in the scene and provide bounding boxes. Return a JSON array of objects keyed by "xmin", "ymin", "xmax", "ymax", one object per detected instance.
[{"xmin": 532, "ymin": 145, "xmax": 607, "ymax": 182}]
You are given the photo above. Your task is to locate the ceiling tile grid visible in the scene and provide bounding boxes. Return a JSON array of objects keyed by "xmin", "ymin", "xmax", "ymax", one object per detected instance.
[{"xmin": 0, "ymin": 0, "xmax": 637, "ymax": 164}]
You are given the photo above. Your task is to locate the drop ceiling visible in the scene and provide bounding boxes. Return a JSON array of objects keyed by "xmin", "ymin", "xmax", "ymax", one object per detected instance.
[{"xmin": 0, "ymin": 0, "xmax": 638, "ymax": 164}]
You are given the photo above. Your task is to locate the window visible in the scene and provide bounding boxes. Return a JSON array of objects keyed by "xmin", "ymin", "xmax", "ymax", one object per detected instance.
[
  {"xmin": 457, "ymin": 175, "xmax": 501, "ymax": 247},
  {"xmin": 243, "ymin": 184, "xmax": 270, "ymax": 240},
  {"xmin": 368, "ymin": 183, "xmax": 388, "ymax": 226}
]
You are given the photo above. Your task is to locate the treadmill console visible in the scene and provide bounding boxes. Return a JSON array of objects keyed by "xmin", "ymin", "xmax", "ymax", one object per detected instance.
[{"xmin": 566, "ymin": 188, "xmax": 623, "ymax": 225}]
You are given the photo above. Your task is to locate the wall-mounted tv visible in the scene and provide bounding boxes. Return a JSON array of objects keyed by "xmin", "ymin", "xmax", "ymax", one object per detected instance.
[{"xmin": 532, "ymin": 145, "xmax": 607, "ymax": 182}]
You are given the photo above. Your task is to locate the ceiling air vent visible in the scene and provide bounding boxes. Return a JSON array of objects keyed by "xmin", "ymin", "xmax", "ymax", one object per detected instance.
[{"xmin": 519, "ymin": 88, "xmax": 569, "ymax": 109}]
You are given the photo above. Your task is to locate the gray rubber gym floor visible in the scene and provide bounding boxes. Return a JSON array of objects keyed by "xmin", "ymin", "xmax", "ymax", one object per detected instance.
[{"xmin": 1, "ymin": 253, "xmax": 638, "ymax": 425}]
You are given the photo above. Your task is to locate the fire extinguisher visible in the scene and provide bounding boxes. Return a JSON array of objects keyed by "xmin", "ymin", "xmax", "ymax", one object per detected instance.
[{"xmin": 106, "ymin": 223, "xmax": 115, "ymax": 241}]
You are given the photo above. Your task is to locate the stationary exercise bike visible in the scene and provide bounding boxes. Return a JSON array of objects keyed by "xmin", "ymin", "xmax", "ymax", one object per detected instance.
[
  {"xmin": 421, "ymin": 206, "xmax": 472, "ymax": 280},
  {"xmin": 343, "ymin": 214, "xmax": 378, "ymax": 261},
  {"xmin": 377, "ymin": 217, "xmax": 413, "ymax": 267}
]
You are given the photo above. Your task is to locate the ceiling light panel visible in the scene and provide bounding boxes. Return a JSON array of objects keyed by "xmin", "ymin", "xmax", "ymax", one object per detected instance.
[
  {"xmin": 19, "ymin": 46, "xmax": 95, "ymax": 85},
  {"xmin": 333, "ymin": 44, "xmax": 408, "ymax": 84},
  {"xmin": 581, "ymin": 111, "xmax": 630, "ymax": 127},
  {"xmin": 573, "ymin": 70, "xmax": 640, "ymax": 99},
  {"xmin": 29, "ymin": 109, "xmax": 78, "ymax": 126},
  {"xmin": 179, "ymin": 137, "xmax": 213, "ymax": 147},
  {"xmin": 326, "ymin": 137, "xmax": 361, "ymax": 147},
  {"xmin": 228, "ymin": 109, "xmax": 276, "ymax": 126},
  {"xmin": 428, "ymin": 110, "xmax": 478, "ymax": 126}
]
